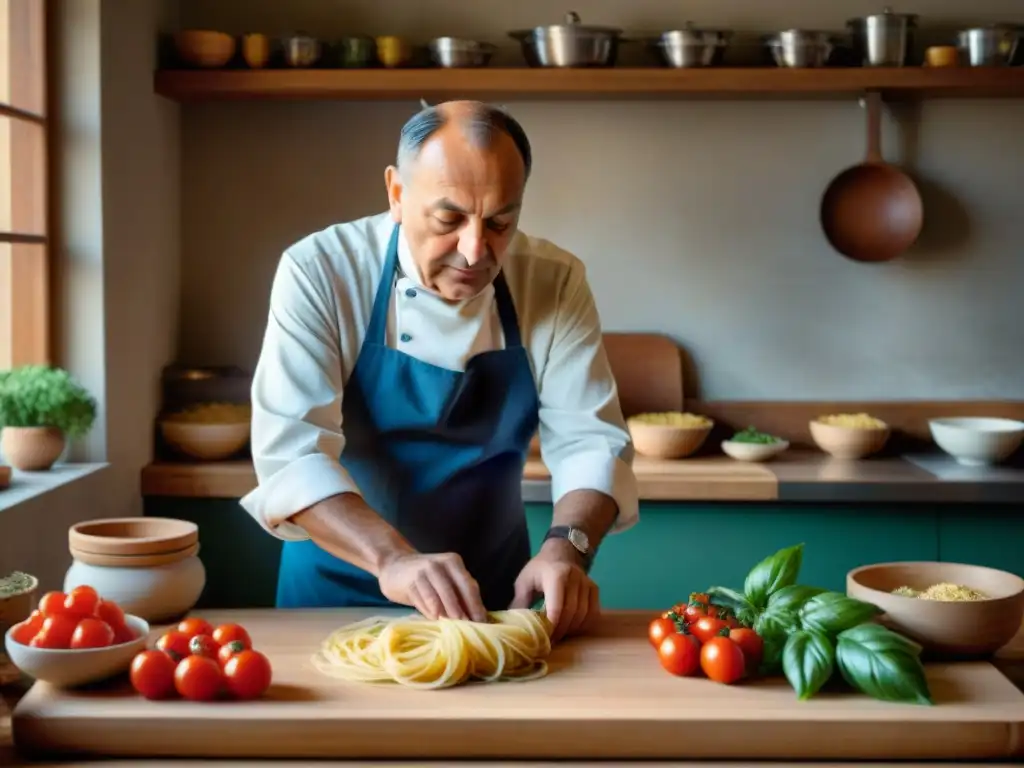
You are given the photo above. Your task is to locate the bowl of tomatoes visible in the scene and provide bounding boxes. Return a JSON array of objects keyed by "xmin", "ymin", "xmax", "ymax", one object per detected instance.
[{"xmin": 4, "ymin": 585, "xmax": 149, "ymax": 688}]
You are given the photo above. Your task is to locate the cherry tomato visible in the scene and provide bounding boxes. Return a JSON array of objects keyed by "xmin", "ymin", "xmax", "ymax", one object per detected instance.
[
  {"xmin": 64, "ymin": 585, "xmax": 100, "ymax": 618},
  {"xmin": 223, "ymin": 650, "xmax": 272, "ymax": 700},
  {"xmin": 212, "ymin": 623, "xmax": 251, "ymax": 650},
  {"xmin": 37, "ymin": 591, "xmax": 68, "ymax": 617},
  {"xmin": 174, "ymin": 655, "xmax": 224, "ymax": 701},
  {"xmin": 177, "ymin": 617, "xmax": 214, "ymax": 640},
  {"xmin": 657, "ymin": 633, "xmax": 701, "ymax": 677},
  {"xmin": 156, "ymin": 630, "xmax": 192, "ymax": 661},
  {"xmin": 112, "ymin": 622, "xmax": 138, "ymax": 645},
  {"xmin": 217, "ymin": 640, "xmax": 246, "ymax": 667},
  {"xmin": 10, "ymin": 610, "xmax": 45, "ymax": 645},
  {"xmin": 130, "ymin": 650, "xmax": 178, "ymax": 700},
  {"xmin": 682, "ymin": 603, "xmax": 707, "ymax": 623},
  {"xmin": 648, "ymin": 616, "xmax": 677, "ymax": 649},
  {"xmin": 29, "ymin": 614, "xmax": 78, "ymax": 649},
  {"xmin": 690, "ymin": 616, "xmax": 729, "ymax": 645},
  {"xmin": 96, "ymin": 599, "xmax": 126, "ymax": 630},
  {"xmin": 728, "ymin": 627, "xmax": 764, "ymax": 675},
  {"xmin": 189, "ymin": 633, "xmax": 219, "ymax": 659},
  {"xmin": 700, "ymin": 636, "xmax": 746, "ymax": 685},
  {"xmin": 70, "ymin": 617, "xmax": 114, "ymax": 649}
]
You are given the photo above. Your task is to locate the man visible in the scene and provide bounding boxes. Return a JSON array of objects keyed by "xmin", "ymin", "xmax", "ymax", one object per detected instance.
[{"xmin": 240, "ymin": 100, "xmax": 638, "ymax": 642}]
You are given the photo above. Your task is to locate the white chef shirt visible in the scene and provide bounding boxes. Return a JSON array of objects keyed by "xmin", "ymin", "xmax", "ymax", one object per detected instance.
[{"xmin": 240, "ymin": 211, "xmax": 639, "ymax": 542}]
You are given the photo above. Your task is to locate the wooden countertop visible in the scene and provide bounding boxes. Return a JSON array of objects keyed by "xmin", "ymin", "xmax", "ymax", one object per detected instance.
[
  {"xmin": 7, "ymin": 609, "xmax": 1024, "ymax": 762},
  {"xmin": 138, "ymin": 450, "xmax": 1024, "ymax": 503}
]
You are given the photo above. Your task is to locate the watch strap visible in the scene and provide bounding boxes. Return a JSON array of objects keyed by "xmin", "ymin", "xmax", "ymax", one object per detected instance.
[{"xmin": 543, "ymin": 525, "xmax": 594, "ymax": 571}]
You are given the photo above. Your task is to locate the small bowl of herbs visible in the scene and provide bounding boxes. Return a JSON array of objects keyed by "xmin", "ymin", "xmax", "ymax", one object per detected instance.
[{"xmin": 722, "ymin": 426, "xmax": 789, "ymax": 462}]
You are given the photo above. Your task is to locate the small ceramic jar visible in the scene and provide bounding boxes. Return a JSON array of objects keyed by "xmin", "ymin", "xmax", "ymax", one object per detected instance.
[{"xmin": 64, "ymin": 518, "xmax": 206, "ymax": 622}]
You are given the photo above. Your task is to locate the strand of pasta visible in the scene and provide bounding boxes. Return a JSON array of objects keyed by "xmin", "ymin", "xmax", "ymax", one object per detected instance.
[{"xmin": 311, "ymin": 608, "xmax": 553, "ymax": 689}]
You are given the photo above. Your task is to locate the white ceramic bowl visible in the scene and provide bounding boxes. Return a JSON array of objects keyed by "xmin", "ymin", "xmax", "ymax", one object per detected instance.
[
  {"xmin": 721, "ymin": 439, "xmax": 789, "ymax": 462},
  {"xmin": 4, "ymin": 614, "xmax": 149, "ymax": 688},
  {"xmin": 929, "ymin": 417, "xmax": 1024, "ymax": 466}
]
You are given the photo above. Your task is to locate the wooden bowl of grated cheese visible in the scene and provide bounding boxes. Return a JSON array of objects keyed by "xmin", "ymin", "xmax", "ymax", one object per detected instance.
[
  {"xmin": 159, "ymin": 402, "xmax": 252, "ymax": 461},
  {"xmin": 847, "ymin": 561, "xmax": 1024, "ymax": 659},
  {"xmin": 627, "ymin": 412, "xmax": 713, "ymax": 460},
  {"xmin": 809, "ymin": 412, "xmax": 890, "ymax": 459}
]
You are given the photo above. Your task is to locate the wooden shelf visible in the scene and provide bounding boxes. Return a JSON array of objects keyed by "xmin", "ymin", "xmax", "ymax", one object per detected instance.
[{"xmin": 153, "ymin": 66, "xmax": 1024, "ymax": 102}]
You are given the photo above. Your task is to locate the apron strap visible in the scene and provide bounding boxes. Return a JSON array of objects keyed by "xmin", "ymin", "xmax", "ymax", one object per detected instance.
[
  {"xmin": 492, "ymin": 270, "xmax": 523, "ymax": 349},
  {"xmin": 365, "ymin": 224, "xmax": 402, "ymax": 345}
]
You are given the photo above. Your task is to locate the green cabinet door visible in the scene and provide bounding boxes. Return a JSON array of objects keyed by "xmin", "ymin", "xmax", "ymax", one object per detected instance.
[{"xmin": 938, "ymin": 505, "xmax": 1024, "ymax": 577}]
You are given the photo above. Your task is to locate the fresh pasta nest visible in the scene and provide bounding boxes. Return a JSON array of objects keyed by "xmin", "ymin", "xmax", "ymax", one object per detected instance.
[{"xmin": 311, "ymin": 608, "xmax": 553, "ymax": 689}]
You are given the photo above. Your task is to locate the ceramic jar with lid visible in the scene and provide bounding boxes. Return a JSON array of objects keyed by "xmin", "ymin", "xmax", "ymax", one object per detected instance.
[{"xmin": 64, "ymin": 517, "xmax": 206, "ymax": 622}]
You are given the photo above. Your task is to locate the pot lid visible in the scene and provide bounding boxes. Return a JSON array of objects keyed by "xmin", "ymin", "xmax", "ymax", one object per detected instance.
[{"xmin": 508, "ymin": 11, "xmax": 623, "ymax": 39}]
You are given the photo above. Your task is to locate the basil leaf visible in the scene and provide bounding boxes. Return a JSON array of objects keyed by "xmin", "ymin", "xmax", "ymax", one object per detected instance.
[
  {"xmin": 799, "ymin": 592, "xmax": 882, "ymax": 635},
  {"xmin": 706, "ymin": 586, "xmax": 756, "ymax": 624},
  {"xmin": 767, "ymin": 585, "xmax": 826, "ymax": 614},
  {"xmin": 836, "ymin": 623, "xmax": 933, "ymax": 705},
  {"xmin": 754, "ymin": 607, "xmax": 798, "ymax": 674},
  {"xmin": 782, "ymin": 629, "xmax": 835, "ymax": 700},
  {"xmin": 743, "ymin": 543, "xmax": 804, "ymax": 610}
]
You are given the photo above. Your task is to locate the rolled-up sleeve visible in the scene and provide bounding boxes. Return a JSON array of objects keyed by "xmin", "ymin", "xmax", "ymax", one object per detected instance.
[
  {"xmin": 537, "ymin": 262, "xmax": 639, "ymax": 533},
  {"xmin": 239, "ymin": 251, "xmax": 361, "ymax": 541}
]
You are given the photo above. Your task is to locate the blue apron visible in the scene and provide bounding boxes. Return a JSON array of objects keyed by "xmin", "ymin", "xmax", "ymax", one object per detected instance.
[{"xmin": 275, "ymin": 224, "xmax": 540, "ymax": 611}]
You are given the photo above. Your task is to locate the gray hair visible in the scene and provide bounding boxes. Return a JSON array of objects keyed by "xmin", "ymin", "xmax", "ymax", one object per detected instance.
[{"xmin": 395, "ymin": 101, "xmax": 533, "ymax": 181}]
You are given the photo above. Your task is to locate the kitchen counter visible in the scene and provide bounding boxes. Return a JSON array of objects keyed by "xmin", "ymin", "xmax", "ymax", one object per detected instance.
[
  {"xmin": 139, "ymin": 449, "xmax": 1024, "ymax": 504},
  {"xmin": 6, "ymin": 609, "xmax": 1024, "ymax": 763}
]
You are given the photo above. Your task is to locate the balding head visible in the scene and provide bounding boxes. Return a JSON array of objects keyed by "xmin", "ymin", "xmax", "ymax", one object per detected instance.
[{"xmin": 383, "ymin": 101, "xmax": 533, "ymax": 302}]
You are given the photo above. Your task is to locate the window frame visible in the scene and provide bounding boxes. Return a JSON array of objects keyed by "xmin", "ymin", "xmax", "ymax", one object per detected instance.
[{"xmin": 1, "ymin": 0, "xmax": 52, "ymax": 368}]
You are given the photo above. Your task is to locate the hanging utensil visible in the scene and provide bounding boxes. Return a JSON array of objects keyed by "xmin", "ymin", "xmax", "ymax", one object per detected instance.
[{"xmin": 819, "ymin": 91, "xmax": 923, "ymax": 263}]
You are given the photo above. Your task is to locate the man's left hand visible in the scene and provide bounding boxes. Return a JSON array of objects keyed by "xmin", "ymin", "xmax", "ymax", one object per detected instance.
[{"xmin": 509, "ymin": 540, "xmax": 600, "ymax": 642}]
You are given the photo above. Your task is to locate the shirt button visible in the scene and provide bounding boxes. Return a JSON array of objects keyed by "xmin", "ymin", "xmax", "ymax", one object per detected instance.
[
  {"xmin": 405, "ymin": 288, "xmax": 417, "ymax": 298},
  {"xmin": 400, "ymin": 333, "xmax": 412, "ymax": 343}
]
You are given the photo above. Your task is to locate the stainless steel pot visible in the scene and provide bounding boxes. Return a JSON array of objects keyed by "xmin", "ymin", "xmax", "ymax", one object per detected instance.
[
  {"xmin": 653, "ymin": 23, "xmax": 731, "ymax": 67},
  {"xmin": 847, "ymin": 7, "xmax": 917, "ymax": 66},
  {"xmin": 429, "ymin": 37, "xmax": 497, "ymax": 68},
  {"xmin": 765, "ymin": 30, "xmax": 836, "ymax": 68},
  {"xmin": 956, "ymin": 25, "xmax": 1021, "ymax": 67},
  {"xmin": 283, "ymin": 33, "xmax": 321, "ymax": 68},
  {"xmin": 508, "ymin": 11, "xmax": 623, "ymax": 67}
]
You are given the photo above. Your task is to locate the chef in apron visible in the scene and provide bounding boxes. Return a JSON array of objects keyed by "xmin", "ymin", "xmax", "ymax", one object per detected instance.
[{"xmin": 240, "ymin": 101, "xmax": 638, "ymax": 642}]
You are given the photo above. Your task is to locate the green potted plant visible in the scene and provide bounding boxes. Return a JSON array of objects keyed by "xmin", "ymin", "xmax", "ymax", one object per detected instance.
[{"xmin": 0, "ymin": 365, "xmax": 97, "ymax": 471}]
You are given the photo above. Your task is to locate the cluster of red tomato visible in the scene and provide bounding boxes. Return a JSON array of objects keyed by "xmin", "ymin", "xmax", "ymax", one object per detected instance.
[
  {"xmin": 8, "ymin": 586, "xmax": 139, "ymax": 648},
  {"xmin": 648, "ymin": 592, "xmax": 764, "ymax": 685},
  {"xmin": 131, "ymin": 616, "xmax": 272, "ymax": 702}
]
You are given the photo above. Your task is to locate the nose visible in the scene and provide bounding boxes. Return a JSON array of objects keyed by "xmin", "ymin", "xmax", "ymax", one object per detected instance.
[{"xmin": 458, "ymin": 221, "xmax": 487, "ymax": 267}]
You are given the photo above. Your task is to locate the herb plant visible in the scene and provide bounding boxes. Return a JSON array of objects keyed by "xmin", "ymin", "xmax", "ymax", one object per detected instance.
[
  {"xmin": 706, "ymin": 543, "xmax": 933, "ymax": 705},
  {"xmin": 0, "ymin": 365, "xmax": 97, "ymax": 438}
]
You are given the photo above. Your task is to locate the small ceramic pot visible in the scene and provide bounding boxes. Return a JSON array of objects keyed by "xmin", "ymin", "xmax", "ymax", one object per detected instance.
[
  {"xmin": 0, "ymin": 572, "xmax": 38, "ymax": 685},
  {"xmin": 1, "ymin": 426, "xmax": 66, "ymax": 471},
  {"xmin": 64, "ymin": 543, "xmax": 206, "ymax": 622}
]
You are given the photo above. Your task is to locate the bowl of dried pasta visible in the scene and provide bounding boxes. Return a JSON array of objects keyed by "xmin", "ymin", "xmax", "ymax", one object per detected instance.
[
  {"xmin": 810, "ymin": 412, "xmax": 890, "ymax": 459},
  {"xmin": 847, "ymin": 561, "xmax": 1024, "ymax": 659},
  {"xmin": 627, "ymin": 412, "xmax": 713, "ymax": 459},
  {"xmin": 159, "ymin": 402, "xmax": 252, "ymax": 461}
]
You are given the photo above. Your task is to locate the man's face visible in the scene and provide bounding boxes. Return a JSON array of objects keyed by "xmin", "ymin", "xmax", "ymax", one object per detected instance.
[{"xmin": 385, "ymin": 123, "xmax": 526, "ymax": 301}]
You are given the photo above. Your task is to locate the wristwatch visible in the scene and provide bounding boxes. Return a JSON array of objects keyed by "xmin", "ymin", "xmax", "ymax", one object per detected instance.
[{"xmin": 543, "ymin": 526, "xmax": 594, "ymax": 571}]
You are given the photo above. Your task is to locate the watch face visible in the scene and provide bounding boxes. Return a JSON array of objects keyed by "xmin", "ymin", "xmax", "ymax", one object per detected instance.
[{"xmin": 567, "ymin": 528, "xmax": 589, "ymax": 553}]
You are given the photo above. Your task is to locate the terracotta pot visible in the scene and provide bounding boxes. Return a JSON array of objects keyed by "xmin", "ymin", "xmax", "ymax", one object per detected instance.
[
  {"xmin": 0, "ymin": 572, "xmax": 38, "ymax": 686},
  {"xmin": 0, "ymin": 426, "xmax": 66, "ymax": 471}
]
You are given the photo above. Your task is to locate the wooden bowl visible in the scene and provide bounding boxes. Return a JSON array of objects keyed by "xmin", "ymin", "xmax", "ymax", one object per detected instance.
[
  {"xmin": 69, "ymin": 517, "xmax": 198, "ymax": 557},
  {"xmin": 809, "ymin": 419, "xmax": 890, "ymax": 459},
  {"xmin": 847, "ymin": 561, "xmax": 1024, "ymax": 658},
  {"xmin": 160, "ymin": 420, "xmax": 250, "ymax": 461},
  {"xmin": 174, "ymin": 30, "xmax": 236, "ymax": 68},
  {"xmin": 628, "ymin": 415, "xmax": 713, "ymax": 459}
]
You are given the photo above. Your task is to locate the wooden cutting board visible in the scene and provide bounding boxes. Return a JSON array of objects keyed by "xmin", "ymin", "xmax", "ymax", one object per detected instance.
[{"xmin": 12, "ymin": 610, "xmax": 1024, "ymax": 762}]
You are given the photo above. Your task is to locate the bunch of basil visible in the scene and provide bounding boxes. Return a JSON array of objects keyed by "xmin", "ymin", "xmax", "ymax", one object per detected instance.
[{"xmin": 706, "ymin": 543, "xmax": 933, "ymax": 705}]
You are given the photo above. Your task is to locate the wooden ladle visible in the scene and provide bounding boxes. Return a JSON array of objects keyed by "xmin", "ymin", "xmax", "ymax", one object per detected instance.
[{"xmin": 820, "ymin": 91, "xmax": 923, "ymax": 263}]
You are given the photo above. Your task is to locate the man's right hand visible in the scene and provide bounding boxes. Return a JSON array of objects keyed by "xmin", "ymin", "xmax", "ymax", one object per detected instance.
[{"xmin": 379, "ymin": 552, "xmax": 488, "ymax": 622}]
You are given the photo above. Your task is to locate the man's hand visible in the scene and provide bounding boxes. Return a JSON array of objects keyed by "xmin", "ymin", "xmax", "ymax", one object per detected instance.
[
  {"xmin": 379, "ymin": 552, "xmax": 488, "ymax": 622},
  {"xmin": 509, "ymin": 540, "xmax": 600, "ymax": 643}
]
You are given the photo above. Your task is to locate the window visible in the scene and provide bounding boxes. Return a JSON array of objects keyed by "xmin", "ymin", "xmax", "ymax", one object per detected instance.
[{"xmin": 0, "ymin": 0, "xmax": 49, "ymax": 369}]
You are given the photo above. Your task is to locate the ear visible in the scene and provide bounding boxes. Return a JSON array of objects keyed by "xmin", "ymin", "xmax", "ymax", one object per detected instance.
[{"xmin": 384, "ymin": 165, "xmax": 403, "ymax": 224}]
